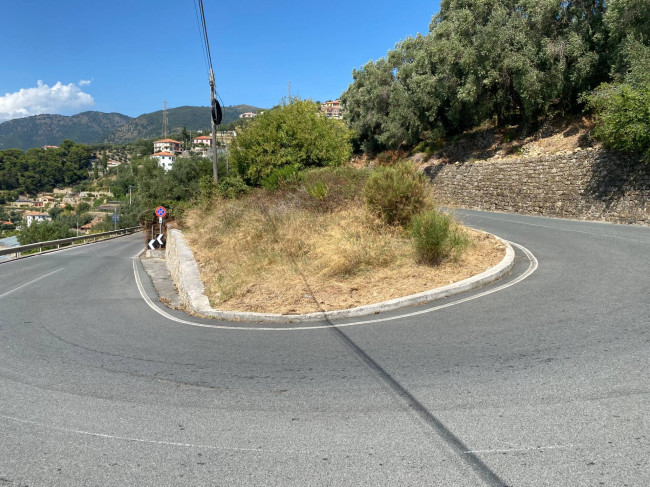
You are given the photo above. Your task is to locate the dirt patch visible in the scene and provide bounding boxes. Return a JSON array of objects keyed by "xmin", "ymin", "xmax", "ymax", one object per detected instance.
[
  {"xmin": 413, "ymin": 116, "xmax": 598, "ymax": 169},
  {"xmin": 183, "ymin": 199, "xmax": 505, "ymax": 315}
]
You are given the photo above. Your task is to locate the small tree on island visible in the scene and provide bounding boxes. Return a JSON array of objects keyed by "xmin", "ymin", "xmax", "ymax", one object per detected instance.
[{"xmin": 229, "ymin": 99, "xmax": 352, "ymax": 186}]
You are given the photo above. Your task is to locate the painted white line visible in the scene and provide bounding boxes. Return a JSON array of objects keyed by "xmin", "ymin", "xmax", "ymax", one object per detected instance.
[
  {"xmin": 0, "ymin": 413, "xmax": 310, "ymax": 454},
  {"xmin": 465, "ymin": 444, "xmax": 578, "ymax": 454},
  {"xmin": 461, "ymin": 212, "xmax": 650, "ymax": 243},
  {"xmin": 133, "ymin": 241, "xmax": 537, "ymax": 331},
  {"xmin": 0, "ymin": 268, "xmax": 64, "ymax": 300}
]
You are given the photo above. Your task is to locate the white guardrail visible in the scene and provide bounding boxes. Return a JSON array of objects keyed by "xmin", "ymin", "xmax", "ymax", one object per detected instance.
[{"xmin": 0, "ymin": 227, "xmax": 141, "ymax": 260}]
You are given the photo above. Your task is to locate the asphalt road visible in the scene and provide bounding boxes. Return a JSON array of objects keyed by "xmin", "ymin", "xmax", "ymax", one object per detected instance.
[{"xmin": 0, "ymin": 210, "xmax": 648, "ymax": 486}]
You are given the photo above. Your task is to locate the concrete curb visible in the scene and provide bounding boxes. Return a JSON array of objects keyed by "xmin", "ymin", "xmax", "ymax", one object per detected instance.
[{"xmin": 166, "ymin": 228, "xmax": 515, "ymax": 323}]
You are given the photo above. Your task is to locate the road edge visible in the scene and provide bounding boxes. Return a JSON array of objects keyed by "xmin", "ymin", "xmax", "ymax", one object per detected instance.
[{"xmin": 165, "ymin": 228, "xmax": 515, "ymax": 323}]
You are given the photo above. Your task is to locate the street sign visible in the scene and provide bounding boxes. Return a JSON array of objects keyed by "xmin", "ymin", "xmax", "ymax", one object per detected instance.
[
  {"xmin": 148, "ymin": 239, "xmax": 157, "ymax": 250},
  {"xmin": 156, "ymin": 234, "xmax": 164, "ymax": 246},
  {"xmin": 112, "ymin": 213, "xmax": 120, "ymax": 224},
  {"xmin": 155, "ymin": 206, "xmax": 167, "ymax": 218}
]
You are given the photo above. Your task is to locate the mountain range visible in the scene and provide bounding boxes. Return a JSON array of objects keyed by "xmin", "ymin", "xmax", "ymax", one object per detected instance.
[{"xmin": 0, "ymin": 105, "xmax": 261, "ymax": 151}]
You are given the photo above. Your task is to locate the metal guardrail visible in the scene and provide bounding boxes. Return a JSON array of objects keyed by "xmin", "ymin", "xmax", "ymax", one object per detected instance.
[{"xmin": 0, "ymin": 226, "xmax": 141, "ymax": 259}]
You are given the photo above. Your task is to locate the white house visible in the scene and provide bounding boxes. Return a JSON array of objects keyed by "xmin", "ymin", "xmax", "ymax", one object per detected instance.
[
  {"xmin": 152, "ymin": 152, "xmax": 176, "ymax": 171},
  {"xmin": 153, "ymin": 139, "xmax": 182, "ymax": 153},
  {"xmin": 24, "ymin": 211, "xmax": 51, "ymax": 227},
  {"xmin": 239, "ymin": 111, "xmax": 256, "ymax": 119},
  {"xmin": 192, "ymin": 135, "xmax": 213, "ymax": 147}
]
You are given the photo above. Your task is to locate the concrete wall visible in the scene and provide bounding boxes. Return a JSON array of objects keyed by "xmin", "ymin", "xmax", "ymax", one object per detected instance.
[
  {"xmin": 425, "ymin": 148, "xmax": 650, "ymax": 225},
  {"xmin": 165, "ymin": 228, "xmax": 212, "ymax": 313}
]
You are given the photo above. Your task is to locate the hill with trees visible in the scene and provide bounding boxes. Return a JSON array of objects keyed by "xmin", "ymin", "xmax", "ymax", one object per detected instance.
[
  {"xmin": 341, "ymin": 0, "xmax": 649, "ymax": 160},
  {"xmin": 106, "ymin": 105, "xmax": 260, "ymax": 143},
  {"xmin": 0, "ymin": 105, "xmax": 263, "ymax": 151},
  {"xmin": 0, "ymin": 112, "xmax": 132, "ymax": 151}
]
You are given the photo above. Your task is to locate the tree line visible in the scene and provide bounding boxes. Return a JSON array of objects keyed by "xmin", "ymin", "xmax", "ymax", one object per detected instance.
[
  {"xmin": 0, "ymin": 140, "xmax": 92, "ymax": 195},
  {"xmin": 341, "ymin": 0, "xmax": 649, "ymax": 159}
]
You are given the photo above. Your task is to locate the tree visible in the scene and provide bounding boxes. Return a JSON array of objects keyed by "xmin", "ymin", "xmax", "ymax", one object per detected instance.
[
  {"xmin": 17, "ymin": 220, "xmax": 73, "ymax": 245},
  {"xmin": 230, "ymin": 99, "xmax": 352, "ymax": 185}
]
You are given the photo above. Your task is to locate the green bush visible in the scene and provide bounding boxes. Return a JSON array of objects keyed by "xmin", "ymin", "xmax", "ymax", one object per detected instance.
[
  {"xmin": 218, "ymin": 175, "xmax": 250, "ymax": 199},
  {"xmin": 229, "ymin": 99, "xmax": 352, "ymax": 186},
  {"xmin": 363, "ymin": 161, "xmax": 426, "ymax": 226},
  {"xmin": 261, "ymin": 165, "xmax": 301, "ymax": 191},
  {"xmin": 588, "ymin": 82, "xmax": 650, "ymax": 161},
  {"xmin": 411, "ymin": 210, "xmax": 469, "ymax": 265}
]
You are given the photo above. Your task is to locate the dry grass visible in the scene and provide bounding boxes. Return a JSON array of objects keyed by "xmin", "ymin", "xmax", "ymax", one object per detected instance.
[{"xmin": 182, "ymin": 178, "xmax": 505, "ymax": 314}]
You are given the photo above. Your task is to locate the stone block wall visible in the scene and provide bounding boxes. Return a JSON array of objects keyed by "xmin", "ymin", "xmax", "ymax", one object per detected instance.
[{"xmin": 425, "ymin": 148, "xmax": 650, "ymax": 225}]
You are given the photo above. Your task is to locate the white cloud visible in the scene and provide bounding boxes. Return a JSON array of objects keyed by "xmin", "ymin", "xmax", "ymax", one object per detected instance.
[{"xmin": 0, "ymin": 80, "xmax": 95, "ymax": 123}]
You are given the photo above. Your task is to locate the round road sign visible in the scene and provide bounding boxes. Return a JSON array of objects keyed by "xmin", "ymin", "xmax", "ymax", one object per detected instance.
[{"xmin": 155, "ymin": 206, "xmax": 167, "ymax": 218}]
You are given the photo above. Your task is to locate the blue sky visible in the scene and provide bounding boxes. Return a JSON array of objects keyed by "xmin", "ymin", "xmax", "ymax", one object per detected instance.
[{"xmin": 0, "ymin": 1, "xmax": 440, "ymax": 122}]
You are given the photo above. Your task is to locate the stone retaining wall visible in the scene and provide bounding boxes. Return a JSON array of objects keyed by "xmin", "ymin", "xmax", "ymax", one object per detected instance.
[{"xmin": 425, "ymin": 148, "xmax": 650, "ymax": 225}]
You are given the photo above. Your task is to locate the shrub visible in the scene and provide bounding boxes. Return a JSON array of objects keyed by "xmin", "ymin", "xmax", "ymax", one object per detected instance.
[
  {"xmin": 261, "ymin": 165, "xmax": 301, "ymax": 191},
  {"xmin": 229, "ymin": 99, "xmax": 352, "ymax": 186},
  {"xmin": 588, "ymin": 82, "xmax": 650, "ymax": 161},
  {"xmin": 363, "ymin": 161, "xmax": 426, "ymax": 226},
  {"xmin": 218, "ymin": 175, "xmax": 250, "ymax": 199},
  {"xmin": 411, "ymin": 210, "xmax": 469, "ymax": 265}
]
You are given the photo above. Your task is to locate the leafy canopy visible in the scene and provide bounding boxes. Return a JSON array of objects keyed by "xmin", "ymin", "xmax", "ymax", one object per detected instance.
[{"xmin": 229, "ymin": 99, "xmax": 352, "ymax": 186}]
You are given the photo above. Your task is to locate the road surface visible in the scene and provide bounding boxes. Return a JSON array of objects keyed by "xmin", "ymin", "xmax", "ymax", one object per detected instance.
[{"xmin": 0, "ymin": 210, "xmax": 648, "ymax": 486}]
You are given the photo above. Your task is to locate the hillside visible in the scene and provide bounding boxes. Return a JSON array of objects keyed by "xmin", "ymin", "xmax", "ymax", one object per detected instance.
[
  {"xmin": 0, "ymin": 112, "xmax": 132, "ymax": 150},
  {"xmin": 106, "ymin": 105, "xmax": 260, "ymax": 143},
  {"xmin": 0, "ymin": 105, "xmax": 262, "ymax": 150}
]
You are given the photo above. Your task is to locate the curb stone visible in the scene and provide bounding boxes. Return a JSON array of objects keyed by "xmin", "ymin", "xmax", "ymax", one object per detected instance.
[{"xmin": 165, "ymin": 228, "xmax": 515, "ymax": 323}]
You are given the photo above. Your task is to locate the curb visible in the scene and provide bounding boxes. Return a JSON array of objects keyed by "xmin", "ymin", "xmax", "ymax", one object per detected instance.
[{"xmin": 166, "ymin": 228, "xmax": 515, "ymax": 323}]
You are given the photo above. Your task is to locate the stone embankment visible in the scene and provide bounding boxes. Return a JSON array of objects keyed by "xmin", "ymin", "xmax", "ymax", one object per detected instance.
[{"xmin": 425, "ymin": 148, "xmax": 650, "ymax": 225}]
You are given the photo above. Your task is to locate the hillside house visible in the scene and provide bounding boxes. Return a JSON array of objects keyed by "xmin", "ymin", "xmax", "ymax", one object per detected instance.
[
  {"xmin": 321, "ymin": 100, "xmax": 343, "ymax": 119},
  {"xmin": 13, "ymin": 196, "xmax": 34, "ymax": 208},
  {"xmin": 239, "ymin": 112, "xmax": 256, "ymax": 119},
  {"xmin": 24, "ymin": 211, "xmax": 51, "ymax": 227},
  {"xmin": 152, "ymin": 152, "xmax": 176, "ymax": 171},
  {"xmin": 193, "ymin": 135, "xmax": 213, "ymax": 147},
  {"xmin": 153, "ymin": 139, "xmax": 182, "ymax": 153}
]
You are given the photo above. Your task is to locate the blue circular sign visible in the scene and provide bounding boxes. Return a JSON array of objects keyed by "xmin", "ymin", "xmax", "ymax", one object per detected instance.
[{"xmin": 155, "ymin": 206, "xmax": 167, "ymax": 218}]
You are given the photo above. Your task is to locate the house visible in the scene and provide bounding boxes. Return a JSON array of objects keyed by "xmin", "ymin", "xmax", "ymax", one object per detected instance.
[
  {"xmin": 107, "ymin": 160, "xmax": 122, "ymax": 168},
  {"xmin": 152, "ymin": 152, "xmax": 176, "ymax": 171},
  {"xmin": 153, "ymin": 139, "xmax": 182, "ymax": 153},
  {"xmin": 193, "ymin": 135, "xmax": 213, "ymax": 147},
  {"xmin": 24, "ymin": 211, "xmax": 51, "ymax": 227},
  {"xmin": 80, "ymin": 217, "xmax": 104, "ymax": 234},
  {"xmin": 43, "ymin": 145, "xmax": 59, "ymax": 150},
  {"xmin": 13, "ymin": 196, "xmax": 34, "ymax": 208},
  {"xmin": 321, "ymin": 100, "xmax": 343, "ymax": 119},
  {"xmin": 38, "ymin": 195, "xmax": 57, "ymax": 204},
  {"xmin": 239, "ymin": 112, "xmax": 256, "ymax": 119}
]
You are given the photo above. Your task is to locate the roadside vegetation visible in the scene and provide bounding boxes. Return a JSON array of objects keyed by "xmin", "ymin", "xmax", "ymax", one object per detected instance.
[
  {"xmin": 183, "ymin": 163, "xmax": 502, "ymax": 314},
  {"xmin": 341, "ymin": 0, "xmax": 650, "ymax": 161}
]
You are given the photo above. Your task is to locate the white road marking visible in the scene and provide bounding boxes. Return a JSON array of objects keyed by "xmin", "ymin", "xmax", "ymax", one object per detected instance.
[
  {"xmin": 460, "ymin": 211, "xmax": 650, "ymax": 243},
  {"xmin": 465, "ymin": 444, "xmax": 578, "ymax": 454},
  {"xmin": 133, "ymin": 241, "xmax": 538, "ymax": 331},
  {"xmin": 0, "ymin": 268, "xmax": 64, "ymax": 300},
  {"xmin": 0, "ymin": 413, "xmax": 311, "ymax": 454}
]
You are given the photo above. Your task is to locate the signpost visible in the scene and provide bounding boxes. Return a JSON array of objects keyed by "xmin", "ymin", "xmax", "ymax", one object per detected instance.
[{"xmin": 149, "ymin": 206, "xmax": 167, "ymax": 250}]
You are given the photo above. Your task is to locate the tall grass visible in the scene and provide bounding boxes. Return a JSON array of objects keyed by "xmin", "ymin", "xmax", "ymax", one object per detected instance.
[{"xmin": 411, "ymin": 210, "xmax": 469, "ymax": 265}]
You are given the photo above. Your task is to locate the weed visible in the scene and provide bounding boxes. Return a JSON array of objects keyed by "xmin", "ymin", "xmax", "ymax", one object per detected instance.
[{"xmin": 411, "ymin": 210, "xmax": 469, "ymax": 265}]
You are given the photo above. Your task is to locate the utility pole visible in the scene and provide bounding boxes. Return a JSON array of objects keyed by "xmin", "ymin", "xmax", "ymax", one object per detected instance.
[
  {"xmin": 128, "ymin": 185, "xmax": 133, "ymax": 206},
  {"xmin": 209, "ymin": 69, "xmax": 219, "ymax": 184}
]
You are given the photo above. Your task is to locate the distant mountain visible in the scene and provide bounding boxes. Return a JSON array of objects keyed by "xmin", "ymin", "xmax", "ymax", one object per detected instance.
[
  {"xmin": 0, "ymin": 105, "xmax": 262, "ymax": 150},
  {"xmin": 106, "ymin": 105, "xmax": 260, "ymax": 143},
  {"xmin": 0, "ymin": 111, "xmax": 133, "ymax": 151}
]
